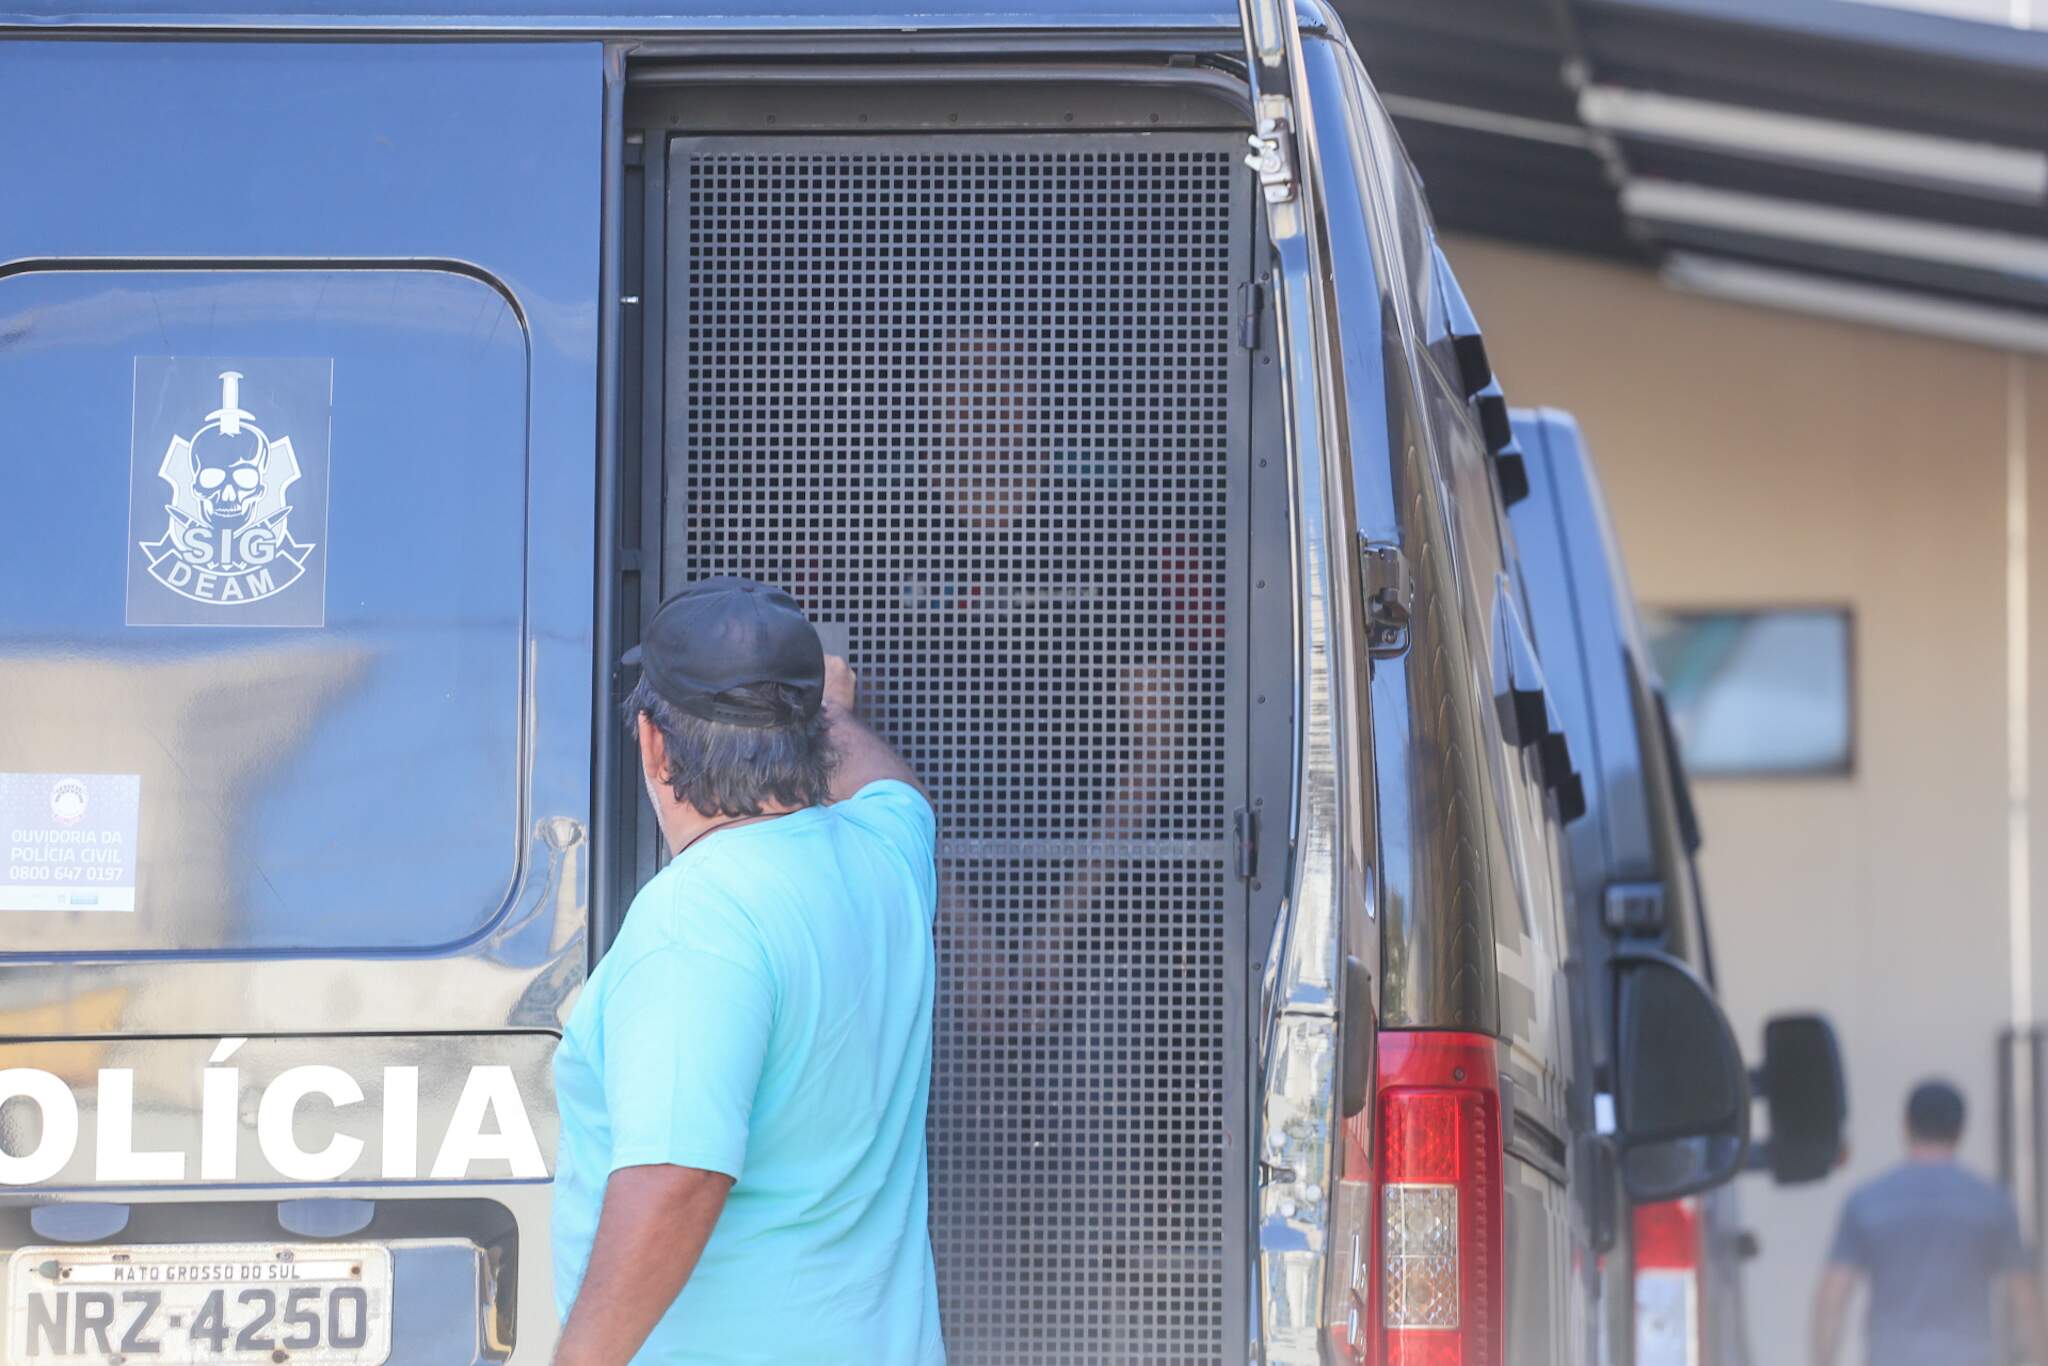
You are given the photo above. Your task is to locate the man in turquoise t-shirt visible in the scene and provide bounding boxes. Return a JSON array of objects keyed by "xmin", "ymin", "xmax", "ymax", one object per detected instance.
[{"xmin": 552, "ymin": 578, "xmax": 943, "ymax": 1365}]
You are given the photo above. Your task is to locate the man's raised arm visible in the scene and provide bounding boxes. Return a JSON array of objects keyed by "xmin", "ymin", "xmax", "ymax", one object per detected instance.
[{"xmin": 822, "ymin": 656, "xmax": 924, "ymax": 802}]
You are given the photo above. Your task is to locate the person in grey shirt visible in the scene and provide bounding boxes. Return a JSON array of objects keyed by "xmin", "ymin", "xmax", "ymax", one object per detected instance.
[{"xmin": 1812, "ymin": 1079, "xmax": 2048, "ymax": 1366}]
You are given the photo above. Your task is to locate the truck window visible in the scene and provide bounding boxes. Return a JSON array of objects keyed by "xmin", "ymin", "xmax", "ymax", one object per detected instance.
[{"xmin": 0, "ymin": 267, "xmax": 529, "ymax": 954}]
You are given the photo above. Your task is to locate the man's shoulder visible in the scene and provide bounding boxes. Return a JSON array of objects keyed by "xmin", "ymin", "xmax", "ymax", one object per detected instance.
[
  {"xmin": 1854, "ymin": 1159, "xmax": 2013, "ymax": 1211},
  {"xmin": 1943, "ymin": 1161, "xmax": 2021, "ymax": 1211},
  {"xmin": 1845, "ymin": 1162, "xmax": 1926, "ymax": 1211},
  {"xmin": 1855, "ymin": 1160, "xmax": 1930, "ymax": 1190},
  {"xmin": 613, "ymin": 858, "xmax": 767, "ymax": 960}
]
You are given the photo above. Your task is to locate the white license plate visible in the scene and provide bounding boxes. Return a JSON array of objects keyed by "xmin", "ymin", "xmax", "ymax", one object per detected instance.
[{"xmin": 8, "ymin": 1242, "xmax": 393, "ymax": 1364}]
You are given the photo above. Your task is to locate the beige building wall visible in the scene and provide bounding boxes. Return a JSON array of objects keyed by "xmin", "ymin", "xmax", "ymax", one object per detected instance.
[{"xmin": 1444, "ymin": 233, "xmax": 2047, "ymax": 1362}]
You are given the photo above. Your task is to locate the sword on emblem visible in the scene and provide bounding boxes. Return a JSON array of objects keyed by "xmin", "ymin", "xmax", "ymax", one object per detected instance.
[{"xmin": 206, "ymin": 370, "xmax": 254, "ymax": 437}]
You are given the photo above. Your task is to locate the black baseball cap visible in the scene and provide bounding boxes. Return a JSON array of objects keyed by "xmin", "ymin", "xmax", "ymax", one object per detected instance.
[{"xmin": 622, "ymin": 577, "xmax": 826, "ymax": 728}]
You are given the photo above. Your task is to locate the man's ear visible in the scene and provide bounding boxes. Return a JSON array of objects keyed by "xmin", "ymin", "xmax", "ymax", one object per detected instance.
[{"xmin": 636, "ymin": 711, "xmax": 669, "ymax": 792}]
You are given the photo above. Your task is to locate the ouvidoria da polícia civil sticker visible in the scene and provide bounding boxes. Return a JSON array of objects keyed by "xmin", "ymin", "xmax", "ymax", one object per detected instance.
[{"xmin": 1, "ymin": 773, "xmax": 141, "ymax": 912}]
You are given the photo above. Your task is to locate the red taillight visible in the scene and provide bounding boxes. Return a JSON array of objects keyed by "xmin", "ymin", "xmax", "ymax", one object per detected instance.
[
  {"xmin": 1634, "ymin": 1199, "xmax": 1700, "ymax": 1269},
  {"xmin": 1374, "ymin": 1031, "xmax": 1504, "ymax": 1366},
  {"xmin": 1633, "ymin": 1200, "xmax": 1703, "ymax": 1366}
]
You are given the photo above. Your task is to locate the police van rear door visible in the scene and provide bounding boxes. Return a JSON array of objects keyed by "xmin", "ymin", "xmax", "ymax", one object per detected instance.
[
  {"xmin": 1229, "ymin": 2, "xmax": 1384, "ymax": 1361},
  {"xmin": 0, "ymin": 34, "xmax": 601, "ymax": 1363}
]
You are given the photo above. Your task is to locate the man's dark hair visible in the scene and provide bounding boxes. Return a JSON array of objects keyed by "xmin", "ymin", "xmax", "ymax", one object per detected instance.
[
  {"xmin": 1906, "ymin": 1079, "xmax": 1967, "ymax": 1144},
  {"xmin": 624, "ymin": 676, "xmax": 837, "ymax": 818}
]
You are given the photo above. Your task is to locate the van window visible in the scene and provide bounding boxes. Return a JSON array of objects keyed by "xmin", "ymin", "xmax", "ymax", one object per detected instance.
[
  {"xmin": 1352, "ymin": 59, "xmax": 1442, "ymax": 351},
  {"xmin": 0, "ymin": 268, "xmax": 528, "ymax": 953},
  {"xmin": 1414, "ymin": 360, "xmax": 1567, "ymax": 972}
]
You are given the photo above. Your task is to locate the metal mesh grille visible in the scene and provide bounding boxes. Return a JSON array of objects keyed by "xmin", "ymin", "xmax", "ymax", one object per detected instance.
[{"xmin": 667, "ymin": 134, "xmax": 1244, "ymax": 1363}]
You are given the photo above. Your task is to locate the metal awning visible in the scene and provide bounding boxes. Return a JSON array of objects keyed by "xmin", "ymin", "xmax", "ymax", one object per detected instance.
[{"xmin": 1337, "ymin": 0, "xmax": 2048, "ymax": 351}]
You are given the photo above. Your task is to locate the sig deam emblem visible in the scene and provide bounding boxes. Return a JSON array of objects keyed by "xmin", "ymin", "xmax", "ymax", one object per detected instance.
[{"xmin": 126, "ymin": 357, "xmax": 332, "ymax": 627}]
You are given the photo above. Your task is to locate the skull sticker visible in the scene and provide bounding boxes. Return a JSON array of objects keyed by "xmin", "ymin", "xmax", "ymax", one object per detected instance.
[
  {"xmin": 130, "ymin": 359, "xmax": 329, "ymax": 626},
  {"xmin": 187, "ymin": 384, "xmax": 270, "ymax": 530}
]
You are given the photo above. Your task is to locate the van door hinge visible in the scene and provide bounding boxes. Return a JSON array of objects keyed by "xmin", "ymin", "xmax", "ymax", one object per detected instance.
[
  {"xmin": 1358, "ymin": 538, "xmax": 1412, "ymax": 659},
  {"xmin": 1233, "ymin": 806, "xmax": 1260, "ymax": 881},
  {"xmin": 1237, "ymin": 279, "xmax": 1265, "ymax": 350}
]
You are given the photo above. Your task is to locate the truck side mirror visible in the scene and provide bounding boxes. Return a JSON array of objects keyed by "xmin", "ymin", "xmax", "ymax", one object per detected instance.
[
  {"xmin": 1753, "ymin": 1013, "xmax": 1847, "ymax": 1185},
  {"xmin": 1612, "ymin": 950, "xmax": 1751, "ymax": 1202}
]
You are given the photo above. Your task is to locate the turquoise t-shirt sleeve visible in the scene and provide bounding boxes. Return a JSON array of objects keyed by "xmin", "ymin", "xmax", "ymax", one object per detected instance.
[
  {"xmin": 837, "ymin": 780, "xmax": 937, "ymax": 891},
  {"xmin": 598, "ymin": 933, "xmax": 774, "ymax": 1181}
]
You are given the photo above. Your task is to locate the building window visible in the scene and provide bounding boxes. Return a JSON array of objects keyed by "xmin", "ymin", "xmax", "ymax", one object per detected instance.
[{"xmin": 1645, "ymin": 607, "xmax": 1855, "ymax": 778}]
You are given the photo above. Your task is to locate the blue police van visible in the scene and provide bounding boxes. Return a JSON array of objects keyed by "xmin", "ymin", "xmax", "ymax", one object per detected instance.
[
  {"xmin": 1506, "ymin": 408, "xmax": 1848, "ymax": 1366},
  {"xmin": 0, "ymin": 2, "xmax": 1817, "ymax": 1362}
]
